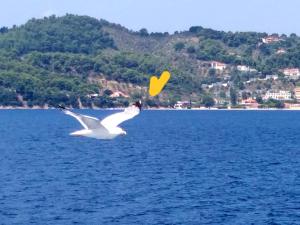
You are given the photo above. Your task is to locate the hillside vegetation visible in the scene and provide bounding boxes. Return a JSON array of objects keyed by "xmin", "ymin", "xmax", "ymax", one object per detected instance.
[{"xmin": 1, "ymin": 14, "xmax": 300, "ymax": 108}]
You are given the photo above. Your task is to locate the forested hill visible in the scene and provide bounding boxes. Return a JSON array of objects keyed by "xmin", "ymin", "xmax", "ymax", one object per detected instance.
[{"xmin": 1, "ymin": 14, "xmax": 300, "ymax": 108}]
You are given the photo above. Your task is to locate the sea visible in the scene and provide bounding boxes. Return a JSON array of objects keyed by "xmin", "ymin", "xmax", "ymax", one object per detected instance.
[{"xmin": 0, "ymin": 110, "xmax": 299, "ymax": 225}]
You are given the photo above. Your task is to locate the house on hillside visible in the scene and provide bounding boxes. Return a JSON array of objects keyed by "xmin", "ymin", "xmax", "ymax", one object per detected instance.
[
  {"xmin": 87, "ymin": 93, "xmax": 100, "ymax": 99},
  {"xmin": 264, "ymin": 90, "xmax": 292, "ymax": 101},
  {"xmin": 174, "ymin": 101, "xmax": 190, "ymax": 109},
  {"xmin": 276, "ymin": 48, "xmax": 286, "ymax": 54},
  {"xmin": 240, "ymin": 98, "xmax": 259, "ymax": 108},
  {"xmin": 282, "ymin": 68, "xmax": 300, "ymax": 79},
  {"xmin": 294, "ymin": 87, "xmax": 300, "ymax": 101},
  {"xmin": 265, "ymin": 75, "xmax": 279, "ymax": 80},
  {"xmin": 262, "ymin": 35, "xmax": 282, "ymax": 44},
  {"xmin": 285, "ymin": 103, "xmax": 300, "ymax": 109},
  {"xmin": 237, "ymin": 65, "xmax": 257, "ymax": 72},
  {"xmin": 110, "ymin": 91, "xmax": 129, "ymax": 98},
  {"xmin": 210, "ymin": 61, "xmax": 227, "ymax": 71}
]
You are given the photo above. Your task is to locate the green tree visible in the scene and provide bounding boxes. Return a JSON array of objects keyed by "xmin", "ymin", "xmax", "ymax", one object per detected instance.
[
  {"xmin": 256, "ymin": 96, "xmax": 263, "ymax": 104},
  {"xmin": 242, "ymin": 91, "xmax": 248, "ymax": 100},
  {"xmin": 219, "ymin": 91, "xmax": 226, "ymax": 99},
  {"xmin": 174, "ymin": 42, "xmax": 185, "ymax": 51},
  {"xmin": 187, "ymin": 46, "xmax": 196, "ymax": 54},
  {"xmin": 139, "ymin": 28, "xmax": 149, "ymax": 37},
  {"xmin": 265, "ymin": 99, "xmax": 285, "ymax": 108},
  {"xmin": 208, "ymin": 68, "xmax": 216, "ymax": 77},
  {"xmin": 202, "ymin": 95, "xmax": 215, "ymax": 108},
  {"xmin": 230, "ymin": 88, "xmax": 238, "ymax": 105},
  {"xmin": 103, "ymin": 89, "xmax": 113, "ymax": 96}
]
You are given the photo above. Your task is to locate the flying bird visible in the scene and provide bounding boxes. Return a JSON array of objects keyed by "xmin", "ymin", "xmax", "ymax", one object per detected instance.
[{"xmin": 58, "ymin": 101, "xmax": 141, "ymax": 140}]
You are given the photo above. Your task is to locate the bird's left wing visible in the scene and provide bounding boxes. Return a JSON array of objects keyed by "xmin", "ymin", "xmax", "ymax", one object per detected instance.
[
  {"xmin": 101, "ymin": 101, "xmax": 141, "ymax": 129},
  {"xmin": 58, "ymin": 105, "xmax": 104, "ymax": 130}
]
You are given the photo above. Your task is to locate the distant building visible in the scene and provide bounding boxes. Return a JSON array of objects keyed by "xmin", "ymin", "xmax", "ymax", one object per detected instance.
[
  {"xmin": 210, "ymin": 61, "xmax": 227, "ymax": 71},
  {"xmin": 87, "ymin": 93, "xmax": 99, "ymax": 99},
  {"xmin": 208, "ymin": 84, "xmax": 214, "ymax": 89},
  {"xmin": 264, "ymin": 90, "xmax": 292, "ymax": 101},
  {"xmin": 282, "ymin": 68, "xmax": 300, "ymax": 79},
  {"xmin": 265, "ymin": 75, "xmax": 279, "ymax": 80},
  {"xmin": 262, "ymin": 35, "xmax": 281, "ymax": 44},
  {"xmin": 237, "ymin": 65, "xmax": 257, "ymax": 72},
  {"xmin": 241, "ymin": 98, "xmax": 257, "ymax": 104},
  {"xmin": 174, "ymin": 101, "xmax": 190, "ymax": 109},
  {"xmin": 215, "ymin": 98, "xmax": 227, "ymax": 105},
  {"xmin": 201, "ymin": 84, "xmax": 209, "ymax": 89},
  {"xmin": 203, "ymin": 82, "xmax": 229, "ymax": 89},
  {"xmin": 222, "ymin": 83, "xmax": 228, "ymax": 87},
  {"xmin": 246, "ymin": 78, "xmax": 258, "ymax": 83},
  {"xmin": 110, "ymin": 91, "xmax": 129, "ymax": 98},
  {"xmin": 294, "ymin": 87, "xmax": 300, "ymax": 101},
  {"xmin": 240, "ymin": 98, "xmax": 259, "ymax": 108},
  {"xmin": 276, "ymin": 48, "xmax": 286, "ymax": 54},
  {"xmin": 285, "ymin": 103, "xmax": 300, "ymax": 109},
  {"xmin": 223, "ymin": 75, "xmax": 231, "ymax": 80}
]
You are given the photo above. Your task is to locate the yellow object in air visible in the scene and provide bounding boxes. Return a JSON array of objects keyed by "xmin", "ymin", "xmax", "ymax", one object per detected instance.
[{"xmin": 148, "ymin": 71, "xmax": 171, "ymax": 97}]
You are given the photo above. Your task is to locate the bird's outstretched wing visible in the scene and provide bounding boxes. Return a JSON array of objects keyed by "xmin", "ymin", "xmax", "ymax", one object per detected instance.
[
  {"xmin": 58, "ymin": 105, "xmax": 106, "ymax": 130},
  {"xmin": 101, "ymin": 101, "xmax": 141, "ymax": 129}
]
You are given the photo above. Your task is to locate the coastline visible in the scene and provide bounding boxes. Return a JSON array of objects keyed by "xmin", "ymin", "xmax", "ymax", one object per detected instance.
[{"xmin": 1, "ymin": 106, "xmax": 300, "ymax": 111}]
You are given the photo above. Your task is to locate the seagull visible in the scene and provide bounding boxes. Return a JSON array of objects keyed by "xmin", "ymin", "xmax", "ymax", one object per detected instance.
[{"xmin": 58, "ymin": 101, "xmax": 142, "ymax": 140}]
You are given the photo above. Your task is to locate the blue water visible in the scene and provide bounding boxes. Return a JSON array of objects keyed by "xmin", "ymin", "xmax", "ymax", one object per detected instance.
[{"xmin": 0, "ymin": 110, "xmax": 300, "ymax": 225}]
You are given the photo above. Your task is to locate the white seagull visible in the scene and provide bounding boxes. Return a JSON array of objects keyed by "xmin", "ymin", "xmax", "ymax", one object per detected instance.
[{"xmin": 58, "ymin": 101, "xmax": 141, "ymax": 140}]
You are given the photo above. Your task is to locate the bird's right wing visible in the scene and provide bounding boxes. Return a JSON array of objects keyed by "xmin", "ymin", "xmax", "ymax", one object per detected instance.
[{"xmin": 59, "ymin": 106, "xmax": 106, "ymax": 130}]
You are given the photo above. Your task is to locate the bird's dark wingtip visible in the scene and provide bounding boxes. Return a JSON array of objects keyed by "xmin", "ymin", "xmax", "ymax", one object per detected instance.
[
  {"xmin": 57, "ymin": 104, "xmax": 67, "ymax": 111},
  {"xmin": 134, "ymin": 100, "xmax": 142, "ymax": 111}
]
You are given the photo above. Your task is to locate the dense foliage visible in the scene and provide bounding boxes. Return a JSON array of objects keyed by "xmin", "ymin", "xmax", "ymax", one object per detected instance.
[
  {"xmin": 188, "ymin": 26, "xmax": 300, "ymax": 73},
  {"xmin": 0, "ymin": 15, "xmax": 300, "ymax": 108},
  {"xmin": 0, "ymin": 15, "xmax": 115, "ymax": 55}
]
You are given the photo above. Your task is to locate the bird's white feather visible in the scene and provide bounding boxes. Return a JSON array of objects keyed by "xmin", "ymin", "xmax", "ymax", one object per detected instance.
[
  {"xmin": 64, "ymin": 110, "xmax": 107, "ymax": 130},
  {"xmin": 101, "ymin": 105, "xmax": 140, "ymax": 129},
  {"xmin": 61, "ymin": 103, "xmax": 140, "ymax": 139}
]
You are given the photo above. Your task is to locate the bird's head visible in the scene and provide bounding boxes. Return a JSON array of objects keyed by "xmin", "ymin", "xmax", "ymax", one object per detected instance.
[
  {"xmin": 116, "ymin": 127, "xmax": 127, "ymax": 136},
  {"xmin": 133, "ymin": 100, "xmax": 142, "ymax": 111}
]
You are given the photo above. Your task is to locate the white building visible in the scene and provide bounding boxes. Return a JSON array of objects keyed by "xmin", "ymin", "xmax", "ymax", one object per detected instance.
[
  {"xmin": 262, "ymin": 36, "xmax": 281, "ymax": 44},
  {"xmin": 87, "ymin": 93, "xmax": 99, "ymax": 99},
  {"xmin": 276, "ymin": 48, "xmax": 286, "ymax": 54},
  {"xmin": 245, "ymin": 78, "xmax": 258, "ymax": 83},
  {"xmin": 237, "ymin": 65, "xmax": 257, "ymax": 72},
  {"xmin": 222, "ymin": 83, "xmax": 228, "ymax": 87},
  {"xmin": 110, "ymin": 91, "xmax": 129, "ymax": 98},
  {"xmin": 265, "ymin": 75, "xmax": 279, "ymax": 80},
  {"xmin": 264, "ymin": 90, "xmax": 292, "ymax": 101},
  {"xmin": 294, "ymin": 87, "xmax": 300, "ymax": 101},
  {"xmin": 210, "ymin": 61, "xmax": 227, "ymax": 71},
  {"xmin": 282, "ymin": 68, "xmax": 300, "ymax": 79},
  {"xmin": 174, "ymin": 101, "xmax": 190, "ymax": 109}
]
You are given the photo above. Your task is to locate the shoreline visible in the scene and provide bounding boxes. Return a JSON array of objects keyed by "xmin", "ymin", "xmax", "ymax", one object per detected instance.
[{"xmin": 1, "ymin": 106, "xmax": 300, "ymax": 111}]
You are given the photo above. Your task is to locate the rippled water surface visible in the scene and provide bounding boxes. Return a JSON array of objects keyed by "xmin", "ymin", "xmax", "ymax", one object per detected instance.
[{"xmin": 0, "ymin": 110, "xmax": 300, "ymax": 224}]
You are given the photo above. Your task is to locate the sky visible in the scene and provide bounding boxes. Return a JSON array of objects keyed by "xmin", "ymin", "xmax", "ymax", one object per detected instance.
[{"xmin": 0, "ymin": 0, "xmax": 299, "ymax": 35}]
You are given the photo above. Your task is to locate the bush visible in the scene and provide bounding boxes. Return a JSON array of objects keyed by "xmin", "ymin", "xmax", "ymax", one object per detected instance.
[
  {"xmin": 202, "ymin": 95, "xmax": 215, "ymax": 108},
  {"xmin": 0, "ymin": 87, "xmax": 21, "ymax": 106},
  {"xmin": 187, "ymin": 46, "xmax": 196, "ymax": 54},
  {"xmin": 174, "ymin": 42, "xmax": 185, "ymax": 51}
]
